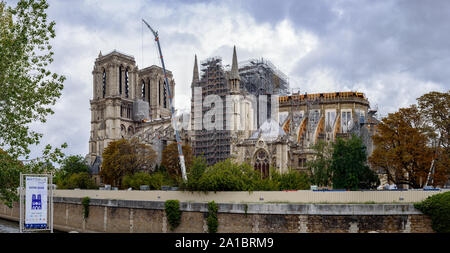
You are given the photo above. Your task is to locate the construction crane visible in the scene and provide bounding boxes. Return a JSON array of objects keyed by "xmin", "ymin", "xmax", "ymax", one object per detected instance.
[{"xmin": 142, "ymin": 19, "xmax": 187, "ymax": 182}]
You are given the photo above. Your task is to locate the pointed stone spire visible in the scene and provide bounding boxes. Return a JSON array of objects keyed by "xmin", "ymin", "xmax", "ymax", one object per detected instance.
[
  {"xmin": 230, "ymin": 45, "xmax": 240, "ymax": 81},
  {"xmin": 192, "ymin": 54, "xmax": 199, "ymax": 84},
  {"xmin": 98, "ymin": 50, "xmax": 102, "ymax": 58}
]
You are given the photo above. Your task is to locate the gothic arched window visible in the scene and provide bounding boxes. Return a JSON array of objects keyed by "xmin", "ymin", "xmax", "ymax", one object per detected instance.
[
  {"xmin": 148, "ymin": 79, "xmax": 151, "ymax": 104},
  {"xmin": 119, "ymin": 65, "xmax": 123, "ymax": 95},
  {"xmin": 127, "ymin": 126, "xmax": 134, "ymax": 136},
  {"xmin": 120, "ymin": 124, "xmax": 126, "ymax": 138},
  {"xmin": 141, "ymin": 80, "xmax": 145, "ymax": 100},
  {"xmin": 254, "ymin": 149, "xmax": 270, "ymax": 179},
  {"xmin": 125, "ymin": 67, "xmax": 129, "ymax": 98},
  {"xmin": 163, "ymin": 80, "xmax": 167, "ymax": 108},
  {"xmin": 102, "ymin": 69, "xmax": 106, "ymax": 98},
  {"xmin": 159, "ymin": 79, "xmax": 162, "ymax": 106}
]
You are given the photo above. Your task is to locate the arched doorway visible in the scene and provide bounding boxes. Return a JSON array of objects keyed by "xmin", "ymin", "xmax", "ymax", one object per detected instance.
[{"xmin": 254, "ymin": 149, "xmax": 270, "ymax": 179}]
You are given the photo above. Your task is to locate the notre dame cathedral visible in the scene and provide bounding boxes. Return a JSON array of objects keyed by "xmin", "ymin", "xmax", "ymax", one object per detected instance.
[{"xmin": 88, "ymin": 48, "xmax": 381, "ymax": 186}]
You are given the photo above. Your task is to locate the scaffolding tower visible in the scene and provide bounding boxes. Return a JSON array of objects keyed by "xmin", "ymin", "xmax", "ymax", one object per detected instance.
[{"xmin": 192, "ymin": 56, "xmax": 290, "ymax": 166}]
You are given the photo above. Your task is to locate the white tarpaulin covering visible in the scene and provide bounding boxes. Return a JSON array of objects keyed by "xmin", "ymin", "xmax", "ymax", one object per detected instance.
[{"xmin": 250, "ymin": 119, "xmax": 286, "ymax": 141}]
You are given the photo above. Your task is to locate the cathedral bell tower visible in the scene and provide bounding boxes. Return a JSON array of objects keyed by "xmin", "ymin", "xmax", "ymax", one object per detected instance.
[{"xmin": 89, "ymin": 50, "xmax": 139, "ymax": 161}]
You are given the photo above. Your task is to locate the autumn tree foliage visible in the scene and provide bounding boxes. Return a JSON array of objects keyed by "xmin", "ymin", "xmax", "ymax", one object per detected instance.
[
  {"xmin": 161, "ymin": 142, "xmax": 193, "ymax": 181},
  {"xmin": 100, "ymin": 138, "xmax": 156, "ymax": 187},
  {"xmin": 417, "ymin": 91, "xmax": 450, "ymax": 186},
  {"xmin": 369, "ymin": 101, "xmax": 448, "ymax": 188}
]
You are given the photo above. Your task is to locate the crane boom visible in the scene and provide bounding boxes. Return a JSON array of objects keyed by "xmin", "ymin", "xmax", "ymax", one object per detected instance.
[{"xmin": 142, "ymin": 19, "xmax": 187, "ymax": 182}]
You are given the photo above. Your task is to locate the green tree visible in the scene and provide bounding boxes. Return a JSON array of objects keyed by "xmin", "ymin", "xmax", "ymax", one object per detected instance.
[
  {"xmin": 0, "ymin": 0, "xmax": 65, "ymax": 205},
  {"xmin": 54, "ymin": 155, "xmax": 95, "ymax": 189},
  {"xmin": 331, "ymin": 135, "xmax": 380, "ymax": 190},
  {"xmin": 0, "ymin": 0, "xmax": 65, "ymax": 158},
  {"xmin": 59, "ymin": 155, "xmax": 89, "ymax": 176},
  {"xmin": 183, "ymin": 156, "xmax": 207, "ymax": 190},
  {"xmin": 306, "ymin": 140, "xmax": 333, "ymax": 187},
  {"xmin": 64, "ymin": 172, "xmax": 96, "ymax": 189},
  {"xmin": 0, "ymin": 149, "xmax": 26, "ymax": 206}
]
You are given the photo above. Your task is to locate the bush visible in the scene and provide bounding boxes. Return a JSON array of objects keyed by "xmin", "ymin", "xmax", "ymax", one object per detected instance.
[
  {"xmin": 195, "ymin": 160, "xmax": 257, "ymax": 191},
  {"xmin": 414, "ymin": 191, "xmax": 450, "ymax": 233},
  {"xmin": 207, "ymin": 201, "xmax": 218, "ymax": 233},
  {"xmin": 82, "ymin": 197, "xmax": 90, "ymax": 219},
  {"xmin": 122, "ymin": 171, "xmax": 174, "ymax": 190},
  {"xmin": 272, "ymin": 169, "xmax": 311, "ymax": 190},
  {"xmin": 181, "ymin": 159, "xmax": 311, "ymax": 192},
  {"xmin": 59, "ymin": 172, "xmax": 97, "ymax": 189},
  {"xmin": 165, "ymin": 200, "xmax": 181, "ymax": 231}
]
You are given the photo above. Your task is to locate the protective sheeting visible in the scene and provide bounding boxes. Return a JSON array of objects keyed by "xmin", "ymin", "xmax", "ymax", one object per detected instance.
[
  {"xmin": 133, "ymin": 100, "xmax": 149, "ymax": 121},
  {"xmin": 250, "ymin": 118, "xmax": 286, "ymax": 141}
]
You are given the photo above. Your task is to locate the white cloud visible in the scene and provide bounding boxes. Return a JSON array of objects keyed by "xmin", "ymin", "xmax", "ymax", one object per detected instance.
[
  {"xmin": 26, "ymin": 0, "xmax": 317, "ymax": 159},
  {"xmin": 24, "ymin": 0, "xmax": 449, "ymax": 161}
]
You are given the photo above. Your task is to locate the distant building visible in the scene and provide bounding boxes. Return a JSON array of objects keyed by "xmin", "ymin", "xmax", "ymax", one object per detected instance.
[{"xmin": 88, "ymin": 48, "xmax": 381, "ymax": 185}]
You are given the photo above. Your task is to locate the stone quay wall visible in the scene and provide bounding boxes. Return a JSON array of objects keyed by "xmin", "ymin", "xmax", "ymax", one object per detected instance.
[{"xmin": 0, "ymin": 197, "xmax": 434, "ymax": 233}]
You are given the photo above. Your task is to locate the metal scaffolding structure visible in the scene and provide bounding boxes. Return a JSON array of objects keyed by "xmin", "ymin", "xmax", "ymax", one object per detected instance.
[
  {"xmin": 193, "ymin": 57, "xmax": 230, "ymax": 165},
  {"xmin": 239, "ymin": 58, "xmax": 289, "ymax": 96},
  {"xmin": 192, "ymin": 55, "xmax": 290, "ymax": 166}
]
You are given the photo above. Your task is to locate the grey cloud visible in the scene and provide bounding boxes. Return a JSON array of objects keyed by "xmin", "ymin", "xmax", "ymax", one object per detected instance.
[
  {"xmin": 24, "ymin": 0, "xmax": 450, "ymax": 160},
  {"xmin": 286, "ymin": 0, "xmax": 450, "ymax": 116}
]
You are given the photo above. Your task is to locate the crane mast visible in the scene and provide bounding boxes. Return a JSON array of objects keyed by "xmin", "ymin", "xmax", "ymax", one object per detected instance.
[{"xmin": 142, "ymin": 19, "xmax": 187, "ymax": 182}]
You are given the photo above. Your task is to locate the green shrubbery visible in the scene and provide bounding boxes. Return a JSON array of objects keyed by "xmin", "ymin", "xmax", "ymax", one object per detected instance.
[
  {"xmin": 165, "ymin": 200, "xmax": 181, "ymax": 231},
  {"xmin": 82, "ymin": 197, "xmax": 90, "ymax": 219},
  {"xmin": 56, "ymin": 172, "xmax": 97, "ymax": 189},
  {"xmin": 207, "ymin": 201, "xmax": 219, "ymax": 233},
  {"xmin": 122, "ymin": 171, "xmax": 174, "ymax": 190},
  {"xmin": 414, "ymin": 191, "xmax": 450, "ymax": 233},
  {"xmin": 54, "ymin": 155, "xmax": 97, "ymax": 189},
  {"xmin": 272, "ymin": 169, "xmax": 311, "ymax": 190},
  {"xmin": 181, "ymin": 159, "xmax": 310, "ymax": 192}
]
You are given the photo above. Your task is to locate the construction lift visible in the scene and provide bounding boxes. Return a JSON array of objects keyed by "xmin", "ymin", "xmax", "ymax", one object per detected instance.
[{"xmin": 142, "ymin": 19, "xmax": 187, "ymax": 182}]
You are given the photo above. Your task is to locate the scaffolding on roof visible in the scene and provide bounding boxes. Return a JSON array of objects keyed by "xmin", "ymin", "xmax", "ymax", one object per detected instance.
[{"xmin": 238, "ymin": 58, "xmax": 289, "ymax": 96}]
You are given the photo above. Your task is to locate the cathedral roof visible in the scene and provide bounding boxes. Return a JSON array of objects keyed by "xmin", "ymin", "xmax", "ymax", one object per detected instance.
[{"xmin": 89, "ymin": 156, "xmax": 102, "ymax": 175}]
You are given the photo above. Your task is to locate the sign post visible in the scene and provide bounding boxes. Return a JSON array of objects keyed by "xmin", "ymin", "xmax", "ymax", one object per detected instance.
[{"xmin": 19, "ymin": 173, "xmax": 53, "ymax": 233}]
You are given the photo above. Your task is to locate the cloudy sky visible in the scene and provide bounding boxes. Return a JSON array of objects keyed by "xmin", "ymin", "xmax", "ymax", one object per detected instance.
[{"xmin": 20, "ymin": 0, "xmax": 449, "ymax": 159}]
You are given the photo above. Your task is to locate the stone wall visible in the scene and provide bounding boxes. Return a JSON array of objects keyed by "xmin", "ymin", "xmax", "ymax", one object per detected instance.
[
  {"xmin": 53, "ymin": 189, "xmax": 448, "ymax": 203},
  {"xmin": 0, "ymin": 197, "xmax": 434, "ymax": 233}
]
